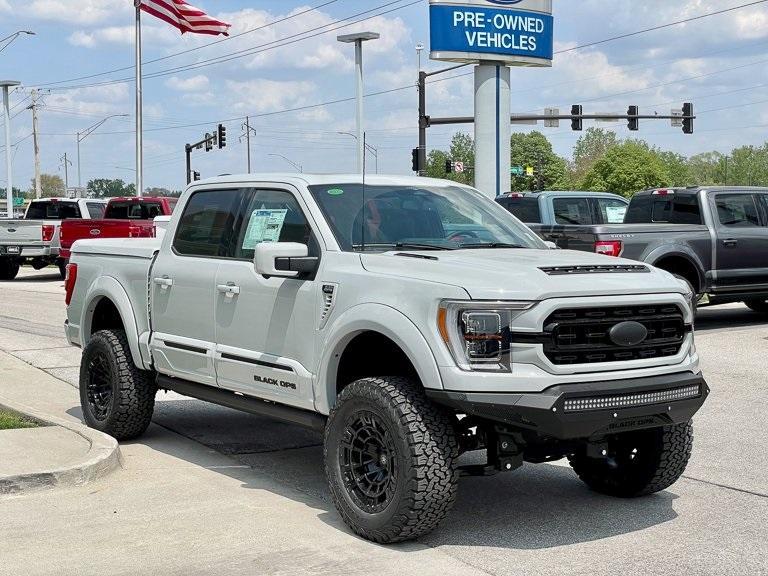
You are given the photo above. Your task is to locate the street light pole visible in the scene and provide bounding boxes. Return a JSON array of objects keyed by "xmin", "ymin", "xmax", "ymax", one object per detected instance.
[
  {"xmin": 76, "ymin": 114, "xmax": 129, "ymax": 196},
  {"xmin": 268, "ymin": 153, "xmax": 302, "ymax": 173},
  {"xmin": 337, "ymin": 32, "xmax": 379, "ymax": 175},
  {"xmin": 0, "ymin": 80, "xmax": 21, "ymax": 219},
  {"xmin": 0, "ymin": 30, "xmax": 35, "ymax": 54},
  {"xmin": 338, "ymin": 132, "xmax": 378, "ymax": 173}
]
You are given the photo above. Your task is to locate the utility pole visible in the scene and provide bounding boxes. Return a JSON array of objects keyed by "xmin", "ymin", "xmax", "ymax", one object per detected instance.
[
  {"xmin": 60, "ymin": 153, "xmax": 72, "ymax": 191},
  {"xmin": 241, "ymin": 116, "xmax": 256, "ymax": 173},
  {"xmin": 29, "ymin": 89, "xmax": 41, "ymax": 198}
]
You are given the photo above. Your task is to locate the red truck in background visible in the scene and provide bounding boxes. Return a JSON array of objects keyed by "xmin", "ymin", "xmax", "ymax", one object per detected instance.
[{"xmin": 59, "ymin": 197, "xmax": 178, "ymax": 262}]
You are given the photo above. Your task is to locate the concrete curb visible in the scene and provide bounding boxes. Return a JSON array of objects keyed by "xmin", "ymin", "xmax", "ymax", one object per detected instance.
[{"xmin": 0, "ymin": 395, "xmax": 122, "ymax": 496}]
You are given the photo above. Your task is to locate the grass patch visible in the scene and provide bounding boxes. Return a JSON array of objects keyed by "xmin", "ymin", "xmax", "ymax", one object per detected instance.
[{"xmin": 0, "ymin": 410, "xmax": 40, "ymax": 430}]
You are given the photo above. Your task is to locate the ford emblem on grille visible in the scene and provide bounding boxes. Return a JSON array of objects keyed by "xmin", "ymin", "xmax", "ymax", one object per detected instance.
[
  {"xmin": 609, "ymin": 321, "xmax": 648, "ymax": 347},
  {"xmin": 7, "ymin": 228, "xmax": 16, "ymax": 233},
  {"xmin": 90, "ymin": 229, "xmax": 101, "ymax": 236}
]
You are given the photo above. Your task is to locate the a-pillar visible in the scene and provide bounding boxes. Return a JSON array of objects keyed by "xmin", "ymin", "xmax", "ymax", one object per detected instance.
[{"xmin": 474, "ymin": 63, "xmax": 510, "ymax": 199}]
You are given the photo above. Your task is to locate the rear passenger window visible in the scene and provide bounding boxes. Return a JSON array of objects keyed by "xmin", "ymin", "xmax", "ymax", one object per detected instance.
[
  {"xmin": 86, "ymin": 202, "xmax": 106, "ymax": 219},
  {"xmin": 234, "ymin": 189, "xmax": 312, "ymax": 261},
  {"xmin": 716, "ymin": 194, "xmax": 760, "ymax": 227},
  {"xmin": 173, "ymin": 190, "xmax": 241, "ymax": 257},
  {"xmin": 670, "ymin": 195, "xmax": 702, "ymax": 224},
  {"xmin": 596, "ymin": 198, "xmax": 628, "ymax": 224},
  {"xmin": 553, "ymin": 198, "xmax": 592, "ymax": 225},
  {"xmin": 498, "ymin": 197, "xmax": 541, "ymax": 223}
]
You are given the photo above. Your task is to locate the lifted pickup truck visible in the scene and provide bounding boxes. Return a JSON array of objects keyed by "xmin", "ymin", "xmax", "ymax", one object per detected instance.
[
  {"xmin": 59, "ymin": 196, "xmax": 177, "ymax": 262},
  {"xmin": 543, "ymin": 187, "xmax": 768, "ymax": 309},
  {"xmin": 0, "ymin": 197, "xmax": 106, "ymax": 280},
  {"xmin": 65, "ymin": 175, "xmax": 707, "ymax": 543}
]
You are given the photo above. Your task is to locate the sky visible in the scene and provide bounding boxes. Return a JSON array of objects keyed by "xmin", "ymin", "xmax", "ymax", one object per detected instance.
[{"xmin": 1, "ymin": 0, "xmax": 768, "ymax": 192}]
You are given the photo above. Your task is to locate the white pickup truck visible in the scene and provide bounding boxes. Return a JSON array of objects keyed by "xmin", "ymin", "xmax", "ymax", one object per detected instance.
[
  {"xmin": 65, "ymin": 174, "xmax": 708, "ymax": 543},
  {"xmin": 0, "ymin": 197, "xmax": 107, "ymax": 280}
]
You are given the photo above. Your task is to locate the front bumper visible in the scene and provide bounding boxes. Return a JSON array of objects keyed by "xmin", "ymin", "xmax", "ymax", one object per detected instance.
[{"xmin": 426, "ymin": 371, "xmax": 708, "ymax": 440}]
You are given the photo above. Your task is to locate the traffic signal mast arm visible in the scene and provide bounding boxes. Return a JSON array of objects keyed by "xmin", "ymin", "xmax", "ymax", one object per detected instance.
[{"xmin": 184, "ymin": 124, "xmax": 228, "ymax": 184}]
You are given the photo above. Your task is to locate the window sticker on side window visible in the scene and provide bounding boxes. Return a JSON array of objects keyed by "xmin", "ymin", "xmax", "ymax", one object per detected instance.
[
  {"xmin": 605, "ymin": 206, "xmax": 627, "ymax": 223},
  {"xmin": 242, "ymin": 209, "xmax": 288, "ymax": 249}
]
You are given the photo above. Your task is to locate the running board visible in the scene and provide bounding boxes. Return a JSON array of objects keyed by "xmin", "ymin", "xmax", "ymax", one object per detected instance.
[{"xmin": 156, "ymin": 375, "xmax": 327, "ymax": 432}]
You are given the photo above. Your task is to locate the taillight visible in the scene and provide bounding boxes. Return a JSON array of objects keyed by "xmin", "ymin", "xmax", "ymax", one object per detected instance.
[
  {"xmin": 595, "ymin": 240, "xmax": 623, "ymax": 257},
  {"xmin": 42, "ymin": 224, "xmax": 55, "ymax": 242},
  {"xmin": 64, "ymin": 263, "xmax": 78, "ymax": 306}
]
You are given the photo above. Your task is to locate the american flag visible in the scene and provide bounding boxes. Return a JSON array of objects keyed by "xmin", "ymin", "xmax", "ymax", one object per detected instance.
[{"xmin": 139, "ymin": 0, "xmax": 231, "ymax": 36}]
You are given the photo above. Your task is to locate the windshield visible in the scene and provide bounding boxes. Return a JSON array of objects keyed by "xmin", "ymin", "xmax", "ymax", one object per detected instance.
[{"xmin": 308, "ymin": 183, "xmax": 545, "ymax": 252}]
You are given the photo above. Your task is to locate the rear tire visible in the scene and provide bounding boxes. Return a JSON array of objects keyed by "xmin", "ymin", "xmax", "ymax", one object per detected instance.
[
  {"xmin": 58, "ymin": 261, "xmax": 67, "ymax": 280},
  {"xmin": 324, "ymin": 377, "xmax": 459, "ymax": 543},
  {"xmin": 79, "ymin": 329, "xmax": 156, "ymax": 440},
  {"xmin": 745, "ymin": 299, "xmax": 768, "ymax": 315},
  {"xmin": 0, "ymin": 258, "xmax": 19, "ymax": 280},
  {"xmin": 568, "ymin": 421, "xmax": 693, "ymax": 497}
]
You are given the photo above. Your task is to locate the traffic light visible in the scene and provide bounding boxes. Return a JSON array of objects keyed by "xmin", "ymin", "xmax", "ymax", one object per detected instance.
[
  {"xmin": 445, "ymin": 159, "xmax": 453, "ymax": 173},
  {"xmin": 193, "ymin": 171, "xmax": 201, "ymax": 181},
  {"xmin": 217, "ymin": 123, "xmax": 227, "ymax": 149},
  {"xmin": 411, "ymin": 148, "xmax": 420, "ymax": 172},
  {"xmin": 571, "ymin": 104, "xmax": 583, "ymax": 131},
  {"xmin": 204, "ymin": 133, "xmax": 213, "ymax": 152},
  {"xmin": 682, "ymin": 102, "xmax": 694, "ymax": 134},
  {"xmin": 627, "ymin": 105, "xmax": 639, "ymax": 131}
]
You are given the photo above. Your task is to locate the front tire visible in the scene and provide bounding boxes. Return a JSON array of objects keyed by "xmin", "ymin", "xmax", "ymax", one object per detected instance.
[
  {"xmin": 568, "ymin": 422, "xmax": 693, "ymax": 497},
  {"xmin": 0, "ymin": 258, "xmax": 19, "ymax": 280},
  {"xmin": 324, "ymin": 377, "xmax": 459, "ymax": 543},
  {"xmin": 745, "ymin": 299, "xmax": 768, "ymax": 315},
  {"xmin": 79, "ymin": 329, "xmax": 156, "ymax": 440}
]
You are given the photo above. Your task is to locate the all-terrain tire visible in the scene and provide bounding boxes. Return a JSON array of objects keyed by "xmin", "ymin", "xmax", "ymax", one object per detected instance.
[
  {"xmin": 0, "ymin": 258, "xmax": 20, "ymax": 280},
  {"xmin": 568, "ymin": 421, "xmax": 693, "ymax": 497},
  {"xmin": 79, "ymin": 329, "xmax": 156, "ymax": 440},
  {"xmin": 745, "ymin": 299, "xmax": 768, "ymax": 315},
  {"xmin": 324, "ymin": 377, "xmax": 459, "ymax": 543},
  {"xmin": 58, "ymin": 261, "xmax": 67, "ymax": 280}
]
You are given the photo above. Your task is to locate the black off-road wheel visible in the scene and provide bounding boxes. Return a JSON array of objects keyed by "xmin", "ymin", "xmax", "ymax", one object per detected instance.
[
  {"xmin": 79, "ymin": 329, "xmax": 156, "ymax": 440},
  {"xmin": 0, "ymin": 258, "xmax": 20, "ymax": 280},
  {"xmin": 745, "ymin": 299, "xmax": 768, "ymax": 315},
  {"xmin": 568, "ymin": 421, "xmax": 693, "ymax": 497},
  {"xmin": 324, "ymin": 377, "xmax": 459, "ymax": 543}
]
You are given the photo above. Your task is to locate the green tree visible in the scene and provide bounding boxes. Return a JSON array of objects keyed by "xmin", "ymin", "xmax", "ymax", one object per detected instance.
[
  {"xmin": 571, "ymin": 128, "xmax": 618, "ymax": 186},
  {"xmin": 87, "ymin": 178, "xmax": 136, "ymax": 198},
  {"xmin": 145, "ymin": 187, "xmax": 183, "ymax": 197},
  {"xmin": 687, "ymin": 151, "xmax": 723, "ymax": 185},
  {"xmin": 30, "ymin": 174, "xmax": 65, "ymax": 198},
  {"xmin": 425, "ymin": 132, "xmax": 475, "ymax": 185},
  {"xmin": 656, "ymin": 150, "xmax": 690, "ymax": 187},
  {"xmin": 510, "ymin": 131, "xmax": 569, "ymax": 191},
  {"xmin": 582, "ymin": 141, "xmax": 670, "ymax": 197}
]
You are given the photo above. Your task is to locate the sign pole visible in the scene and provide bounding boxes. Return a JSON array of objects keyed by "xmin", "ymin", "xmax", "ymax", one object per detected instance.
[
  {"xmin": 474, "ymin": 63, "xmax": 510, "ymax": 198},
  {"xmin": 135, "ymin": 1, "xmax": 144, "ymax": 197}
]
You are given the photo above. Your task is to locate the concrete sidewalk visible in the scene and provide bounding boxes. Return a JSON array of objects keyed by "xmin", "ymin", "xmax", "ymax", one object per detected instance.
[{"xmin": 0, "ymin": 352, "xmax": 480, "ymax": 576}]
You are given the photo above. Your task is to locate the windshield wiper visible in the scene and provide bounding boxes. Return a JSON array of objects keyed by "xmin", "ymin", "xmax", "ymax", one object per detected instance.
[
  {"xmin": 353, "ymin": 242, "xmax": 456, "ymax": 252},
  {"xmin": 459, "ymin": 242, "xmax": 527, "ymax": 249}
]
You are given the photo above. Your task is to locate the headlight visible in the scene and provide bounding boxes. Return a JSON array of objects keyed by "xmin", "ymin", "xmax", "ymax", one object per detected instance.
[{"xmin": 437, "ymin": 300, "xmax": 535, "ymax": 372}]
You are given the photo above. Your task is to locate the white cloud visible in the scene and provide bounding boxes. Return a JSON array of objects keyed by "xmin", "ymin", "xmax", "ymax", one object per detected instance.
[
  {"xmin": 68, "ymin": 24, "xmax": 177, "ymax": 48},
  {"xmin": 0, "ymin": 0, "xmax": 11, "ymax": 12},
  {"xmin": 225, "ymin": 78, "xmax": 316, "ymax": 114},
  {"xmin": 166, "ymin": 75, "xmax": 210, "ymax": 92},
  {"xmin": 27, "ymin": 0, "xmax": 130, "ymax": 25},
  {"xmin": 44, "ymin": 84, "xmax": 130, "ymax": 119}
]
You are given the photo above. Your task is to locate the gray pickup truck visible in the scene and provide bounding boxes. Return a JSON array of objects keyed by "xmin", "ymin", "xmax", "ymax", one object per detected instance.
[
  {"xmin": 544, "ymin": 187, "xmax": 768, "ymax": 310},
  {"xmin": 496, "ymin": 191, "xmax": 629, "ymax": 231}
]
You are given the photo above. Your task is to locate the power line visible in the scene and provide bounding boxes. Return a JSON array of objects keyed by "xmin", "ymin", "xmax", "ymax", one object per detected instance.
[{"xmin": 36, "ymin": 0, "xmax": 417, "ymax": 91}]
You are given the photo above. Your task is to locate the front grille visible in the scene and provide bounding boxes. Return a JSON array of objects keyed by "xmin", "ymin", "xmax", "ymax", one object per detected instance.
[
  {"xmin": 541, "ymin": 304, "xmax": 687, "ymax": 365},
  {"xmin": 563, "ymin": 384, "xmax": 702, "ymax": 413}
]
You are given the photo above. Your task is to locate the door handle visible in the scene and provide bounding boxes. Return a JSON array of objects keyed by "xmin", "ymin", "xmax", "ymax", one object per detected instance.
[
  {"xmin": 722, "ymin": 238, "xmax": 738, "ymax": 247},
  {"xmin": 153, "ymin": 277, "xmax": 173, "ymax": 289},
  {"xmin": 217, "ymin": 283, "xmax": 241, "ymax": 297}
]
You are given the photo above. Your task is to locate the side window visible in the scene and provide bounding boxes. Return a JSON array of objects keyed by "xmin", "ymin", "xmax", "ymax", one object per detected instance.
[
  {"xmin": 173, "ymin": 189, "xmax": 241, "ymax": 257},
  {"xmin": 553, "ymin": 197, "xmax": 592, "ymax": 225},
  {"xmin": 234, "ymin": 189, "xmax": 312, "ymax": 261},
  {"xmin": 498, "ymin": 197, "xmax": 541, "ymax": 223},
  {"xmin": 715, "ymin": 194, "xmax": 760, "ymax": 228},
  {"xmin": 595, "ymin": 198, "xmax": 628, "ymax": 224},
  {"xmin": 86, "ymin": 202, "xmax": 106, "ymax": 219}
]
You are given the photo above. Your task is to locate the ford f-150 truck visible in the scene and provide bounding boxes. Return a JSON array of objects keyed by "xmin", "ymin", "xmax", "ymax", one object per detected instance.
[
  {"xmin": 539, "ymin": 187, "xmax": 768, "ymax": 309},
  {"xmin": 496, "ymin": 190, "xmax": 629, "ymax": 228},
  {"xmin": 59, "ymin": 196, "xmax": 178, "ymax": 262},
  {"xmin": 64, "ymin": 174, "xmax": 707, "ymax": 543},
  {"xmin": 0, "ymin": 197, "xmax": 107, "ymax": 280}
]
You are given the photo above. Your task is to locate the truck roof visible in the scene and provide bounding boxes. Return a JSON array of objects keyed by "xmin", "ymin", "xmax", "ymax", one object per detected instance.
[
  {"xmin": 636, "ymin": 186, "xmax": 768, "ymax": 196},
  {"xmin": 501, "ymin": 190, "xmax": 625, "ymax": 198},
  {"xmin": 189, "ymin": 173, "xmax": 470, "ymax": 189}
]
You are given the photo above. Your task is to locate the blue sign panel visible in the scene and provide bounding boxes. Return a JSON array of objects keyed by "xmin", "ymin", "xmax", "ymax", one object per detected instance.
[{"xmin": 430, "ymin": 4, "xmax": 553, "ymax": 63}]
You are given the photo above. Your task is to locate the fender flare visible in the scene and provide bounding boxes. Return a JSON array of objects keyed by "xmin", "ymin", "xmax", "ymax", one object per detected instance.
[
  {"xmin": 645, "ymin": 245, "xmax": 705, "ymax": 291},
  {"xmin": 80, "ymin": 276, "xmax": 149, "ymax": 371},
  {"xmin": 314, "ymin": 303, "xmax": 443, "ymax": 415}
]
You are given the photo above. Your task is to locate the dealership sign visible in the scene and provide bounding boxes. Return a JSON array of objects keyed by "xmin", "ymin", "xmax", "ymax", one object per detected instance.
[{"xmin": 429, "ymin": 0, "xmax": 553, "ymax": 66}]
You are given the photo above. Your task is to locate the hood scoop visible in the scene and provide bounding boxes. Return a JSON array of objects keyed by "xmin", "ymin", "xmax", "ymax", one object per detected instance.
[{"xmin": 540, "ymin": 264, "xmax": 650, "ymax": 275}]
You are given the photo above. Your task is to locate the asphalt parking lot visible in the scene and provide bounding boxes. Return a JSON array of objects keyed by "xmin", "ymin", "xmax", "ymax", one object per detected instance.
[{"xmin": 1, "ymin": 267, "xmax": 766, "ymax": 576}]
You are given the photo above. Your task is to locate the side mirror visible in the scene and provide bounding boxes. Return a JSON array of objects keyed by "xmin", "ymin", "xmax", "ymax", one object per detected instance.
[
  {"xmin": 254, "ymin": 242, "xmax": 318, "ymax": 278},
  {"xmin": 544, "ymin": 241, "xmax": 559, "ymax": 250}
]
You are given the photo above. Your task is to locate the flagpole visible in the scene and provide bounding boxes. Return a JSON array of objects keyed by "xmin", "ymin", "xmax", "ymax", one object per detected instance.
[{"xmin": 135, "ymin": 1, "xmax": 144, "ymax": 197}]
